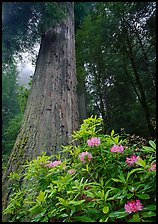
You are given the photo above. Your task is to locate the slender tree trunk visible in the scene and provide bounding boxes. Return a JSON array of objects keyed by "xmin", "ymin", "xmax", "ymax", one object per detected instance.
[
  {"xmin": 92, "ymin": 66, "xmax": 107, "ymax": 133},
  {"xmin": 2, "ymin": 2, "xmax": 79, "ymax": 215},
  {"xmin": 124, "ymin": 29, "xmax": 155, "ymax": 137}
]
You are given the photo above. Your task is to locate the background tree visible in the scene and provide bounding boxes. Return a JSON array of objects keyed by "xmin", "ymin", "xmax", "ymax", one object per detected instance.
[
  {"xmin": 76, "ymin": 2, "xmax": 156, "ymax": 137},
  {"xmin": 2, "ymin": 57, "xmax": 21, "ymax": 155},
  {"xmin": 74, "ymin": 2, "xmax": 96, "ymax": 123}
]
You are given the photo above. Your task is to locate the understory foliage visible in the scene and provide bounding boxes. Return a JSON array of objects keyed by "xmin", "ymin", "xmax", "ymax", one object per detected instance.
[{"xmin": 3, "ymin": 116, "xmax": 156, "ymax": 222}]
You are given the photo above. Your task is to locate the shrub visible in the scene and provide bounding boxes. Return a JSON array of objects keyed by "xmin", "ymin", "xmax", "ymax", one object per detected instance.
[{"xmin": 3, "ymin": 116, "xmax": 156, "ymax": 222}]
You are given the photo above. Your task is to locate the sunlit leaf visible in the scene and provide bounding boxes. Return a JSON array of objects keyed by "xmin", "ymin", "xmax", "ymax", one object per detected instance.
[
  {"xmin": 102, "ymin": 206, "xmax": 109, "ymax": 214},
  {"xmin": 136, "ymin": 193, "xmax": 150, "ymax": 199}
]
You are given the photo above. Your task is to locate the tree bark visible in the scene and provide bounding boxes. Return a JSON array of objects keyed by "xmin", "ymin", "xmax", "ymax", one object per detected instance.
[{"xmin": 2, "ymin": 2, "xmax": 79, "ymax": 215}]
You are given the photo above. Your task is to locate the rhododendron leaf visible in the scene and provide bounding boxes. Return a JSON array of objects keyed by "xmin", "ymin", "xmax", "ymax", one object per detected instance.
[
  {"xmin": 111, "ymin": 130, "xmax": 114, "ymax": 136},
  {"xmin": 141, "ymin": 211, "xmax": 156, "ymax": 217},
  {"xmin": 111, "ymin": 178, "xmax": 123, "ymax": 183},
  {"xmin": 135, "ymin": 159, "xmax": 146, "ymax": 167},
  {"xmin": 36, "ymin": 191, "xmax": 45, "ymax": 203},
  {"xmin": 127, "ymin": 193, "xmax": 134, "ymax": 199},
  {"xmin": 85, "ymin": 191, "xmax": 95, "ymax": 198},
  {"xmin": 103, "ymin": 205, "xmax": 109, "ymax": 214},
  {"xmin": 129, "ymin": 213, "xmax": 140, "ymax": 222},
  {"xmin": 142, "ymin": 146, "xmax": 155, "ymax": 153},
  {"xmin": 74, "ymin": 215, "xmax": 96, "ymax": 222},
  {"xmin": 28, "ymin": 204, "xmax": 42, "ymax": 214},
  {"xmin": 149, "ymin": 140, "xmax": 156, "ymax": 149},
  {"xmin": 109, "ymin": 211, "xmax": 128, "ymax": 218},
  {"xmin": 107, "ymin": 197, "xmax": 115, "ymax": 201},
  {"xmin": 137, "ymin": 194, "xmax": 150, "ymax": 199},
  {"xmin": 69, "ymin": 200, "xmax": 85, "ymax": 205},
  {"xmin": 59, "ymin": 213, "xmax": 69, "ymax": 218},
  {"xmin": 118, "ymin": 171, "xmax": 126, "ymax": 183},
  {"xmin": 86, "ymin": 208, "xmax": 100, "ymax": 214},
  {"xmin": 126, "ymin": 168, "xmax": 144, "ymax": 181},
  {"xmin": 143, "ymin": 204, "xmax": 156, "ymax": 211},
  {"xmin": 104, "ymin": 189, "xmax": 111, "ymax": 202},
  {"xmin": 57, "ymin": 197, "xmax": 68, "ymax": 206}
]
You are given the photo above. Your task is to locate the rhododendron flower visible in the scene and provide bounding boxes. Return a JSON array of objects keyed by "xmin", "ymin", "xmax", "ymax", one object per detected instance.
[
  {"xmin": 87, "ymin": 137, "xmax": 101, "ymax": 146},
  {"xmin": 148, "ymin": 163, "xmax": 156, "ymax": 171},
  {"xmin": 68, "ymin": 169, "xmax": 76, "ymax": 174},
  {"xmin": 46, "ymin": 160, "xmax": 62, "ymax": 167},
  {"xmin": 124, "ymin": 200, "xmax": 143, "ymax": 214},
  {"xmin": 110, "ymin": 144, "xmax": 124, "ymax": 153},
  {"xmin": 79, "ymin": 151, "xmax": 93, "ymax": 162},
  {"xmin": 126, "ymin": 155, "xmax": 140, "ymax": 166}
]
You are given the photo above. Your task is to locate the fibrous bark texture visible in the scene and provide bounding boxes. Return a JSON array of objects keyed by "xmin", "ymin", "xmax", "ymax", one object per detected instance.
[{"xmin": 2, "ymin": 2, "xmax": 79, "ymax": 213}]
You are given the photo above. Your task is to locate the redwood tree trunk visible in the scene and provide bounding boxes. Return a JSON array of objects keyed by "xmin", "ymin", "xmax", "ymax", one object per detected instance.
[{"xmin": 2, "ymin": 2, "xmax": 79, "ymax": 213}]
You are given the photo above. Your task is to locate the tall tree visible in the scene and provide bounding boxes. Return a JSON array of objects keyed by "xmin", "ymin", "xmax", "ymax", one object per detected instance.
[
  {"xmin": 2, "ymin": 57, "xmax": 21, "ymax": 152},
  {"xmin": 76, "ymin": 2, "xmax": 156, "ymax": 137},
  {"xmin": 2, "ymin": 2, "xmax": 79, "ymax": 216},
  {"xmin": 74, "ymin": 2, "xmax": 95, "ymax": 123}
]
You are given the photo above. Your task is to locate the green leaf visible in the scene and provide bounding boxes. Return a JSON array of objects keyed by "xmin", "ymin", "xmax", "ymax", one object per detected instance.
[
  {"xmin": 128, "ymin": 213, "xmax": 140, "ymax": 222},
  {"xmin": 59, "ymin": 213, "xmax": 69, "ymax": 218},
  {"xmin": 142, "ymin": 146, "xmax": 155, "ymax": 153},
  {"xmin": 36, "ymin": 191, "xmax": 45, "ymax": 203},
  {"xmin": 28, "ymin": 204, "xmax": 42, "ymax": 215},
  {"xmin": 136, "ymin": 194, "xmax": 150, "ymax": 199},
  {"xmin": 143, "ymin": 204, "xmax": 156, "ymax": 211},
  {"xmin": 74, "ymin": 215, "xmax": 96, "ymax": 222},
  {"xmin": 86, "ymin": 208, "xmax": 100, "ymax": 214},
  {"xmin": 85, "ymin": 191, "xmax": 95, "ymax": 198},
  {"xmin": 111, "ymin": 178, "xmax": 123, "ymax": 183},
  {"xmin": 126, "ymin": 168, "xmax": 143, "ymax": 182},
  {"xmin": 42, "ymin": 216, "xmax": 49, "ymax": 222},
  {"xmin": 141, "ymin": 211, "xmax": 156, "ymax": 218},
  {"xmin": 69, "ymin": 200, "xmax": 85, "ymax": 206},
  {"xmin": 109, "ymin": 210, "xmax": 128, "ymax": 218},
  {"xmin": 135, "ymin": 159, "xmax": 146, "ymax": 167},
  {"xmin": 57, "ymin": 197, "xmax": 68, "ymax": 206},
  {"xmin": 99, "ymin": 217, "xmax": 109, "ymax": 222},
  {"xmin": 111, "ymin": 130, "xmax": 114, "ymax": 136},
  {"xmin": 127, "ymin": 193, "xmax": 134, "ymax": 199},
  {"xmin": 149, "ymin": 140, "xmax": 156, "ymax": 149},
  {"xmin": 104, "ymin": 189, "xmax": 111, "ymax": 202},
  {"xmin": 118, "ymin": 170, "xmax": 126, "ymax": 183},
  {"xmin": 103, "ymin": 206, "xmax": 109, "ymax": 214}
]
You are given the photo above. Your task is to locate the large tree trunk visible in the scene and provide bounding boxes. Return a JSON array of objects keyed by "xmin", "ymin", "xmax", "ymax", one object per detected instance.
[{"xmin": 2, "ymin": 2, "xmax": 79, "ymax": 215}]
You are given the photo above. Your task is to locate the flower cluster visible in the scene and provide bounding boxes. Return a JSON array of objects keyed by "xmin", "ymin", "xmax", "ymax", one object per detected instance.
[
  {"xmin": 124, "ymin": 200, "xmax": 143, "ymax": 213},
  {"xmin": 46, "ymin": 160, "xmax": 62, "ymax": 167},
  {"xmin": 126, "ymin": 155, "xmax": 141, "ymax": 166},
  {"xmin": 68, "ymin": 169, "xmax": 76, "ymax": 174},
  {"xmin": 110, "ymin": 144, "xmax": 124, "ymax": 153},
  {"xmin": 79, "ymin": 151, "xmax": 93, "ymax": 162},
  {"xmin": 87, "ymin": 137, "xmax": 101, "ymax": 146},
  {"xmin": 148, "ymin": 163, "xmax": 156, "ymax": 171}
]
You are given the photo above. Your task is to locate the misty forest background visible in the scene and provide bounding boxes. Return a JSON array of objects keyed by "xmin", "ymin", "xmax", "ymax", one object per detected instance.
[{"xmin": 2, "ymin": 2, "xmax": 156, "ymax": 169}]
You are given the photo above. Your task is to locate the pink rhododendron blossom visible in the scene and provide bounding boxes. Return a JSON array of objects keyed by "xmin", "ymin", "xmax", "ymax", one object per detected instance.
[
  {"xmin": 124, "ymin": 200, "xmax": 143, "ymax": 214},
  {"xmin": 46, "ymin": 160, "xmax": 62, "ymax": 167},
  {"xmin": 87, "ymin": 137, "xmax": 101, "ymax": 146},
  {"xmin": 148, "ymin": 163, "xmax": 156, "ymax": 171},
  {"xmin": 126, "ymin": 155, "xmax": 140, "ymax": 166},
  {"xmin": 68, "ymin": 169, "xmax": 76, "ymax": 174},
  {"xmin": 79, "ymin": 151, "xmax": 93, "ymax": 162},
  {"xmin": 110, "ymin": 144, "xmax": 124, "ymax": 153}
]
